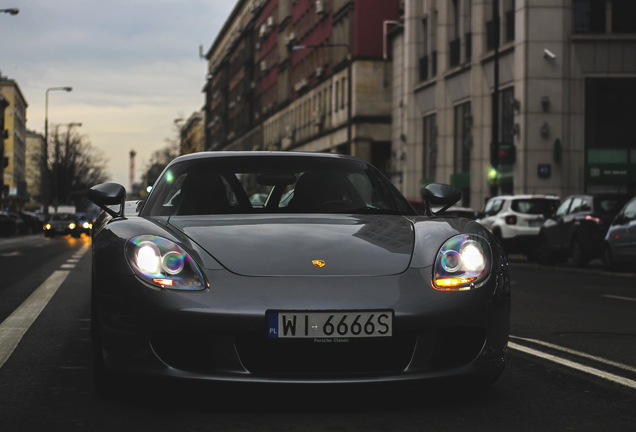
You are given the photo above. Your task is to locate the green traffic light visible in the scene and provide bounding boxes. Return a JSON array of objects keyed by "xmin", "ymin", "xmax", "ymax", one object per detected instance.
[{"xmin": 487, "ymin": 167, "xmax": 500, "ymax": 186}]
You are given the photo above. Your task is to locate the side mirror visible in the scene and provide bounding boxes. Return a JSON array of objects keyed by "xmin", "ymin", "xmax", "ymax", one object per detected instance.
[
  {"xmin": 476, "ymin": 211, "xmax": 486, "ymax": 219},
  {"xmin": 87, "ymin": 183, "xmax": 126, "ymax": 218},
  {"xmin": 422, "ymin": 183, "xmax": 461, "ymax": 217}
]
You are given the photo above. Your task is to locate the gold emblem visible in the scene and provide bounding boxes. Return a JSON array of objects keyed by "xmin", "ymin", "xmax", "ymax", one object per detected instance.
[{"xmin": 312, "ymin": 260, "xmax": 326, "ymax": 268}]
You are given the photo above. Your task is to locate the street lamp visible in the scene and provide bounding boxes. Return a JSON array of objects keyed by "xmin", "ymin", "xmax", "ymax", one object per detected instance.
[
  {"xmin": 292, "ymin": 44, "xmax": 353, "ymax": 155},
  {"xmin": 0, "ymin": 8, "xmax": 19, "ymax": 15},
  {"xmin": 43, "ymin": 86, "xmax": 72, "ymax": 214}
]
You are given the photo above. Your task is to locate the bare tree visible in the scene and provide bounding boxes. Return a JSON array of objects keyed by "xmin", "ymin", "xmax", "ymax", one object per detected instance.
[
  {"xmin": 47, "ymin": 125, "xmax": 109, "ymax": 210},
  {"xmin": 141, "ymin": 122, "xmax": 182, "ymax": 191}
]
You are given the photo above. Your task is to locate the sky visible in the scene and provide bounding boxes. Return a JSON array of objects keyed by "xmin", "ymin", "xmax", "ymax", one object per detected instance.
[{"xmin": 1, "ymin": 0, "xmax": 235, "ymax": 188}]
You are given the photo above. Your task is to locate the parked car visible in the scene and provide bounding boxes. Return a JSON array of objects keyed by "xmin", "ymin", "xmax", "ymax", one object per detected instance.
[
  {"xmin": 22, "ymin": 211, "xmax": 45, "ymax": 232},
  {"xmin": 477, "ymin": 195, "xmax": 560, "ymax": 258},
  {"xmin": 0, "ymin": 211, "xmax": 27, "ymax": 235},
  {"xmin": 0, "ymin": 213, "xmax": 18, "ymax": 237},
  {"xmin": 87, "ymin": 151, "xmax": 510, "ymax": 395},
  {"xmin": 537, "ymin": 194, "xmax": 631, "ymax": 267},
  {"xmin": 602, "ymin": 196, "xmax": 636, "ymax": 270},
  {"xmin": 43, "ymin": 213, "xmax": 82, "ymax": 238},
  {"xmin": 408, "ymin": 200, "xmax": 476, "ymax": 219}
]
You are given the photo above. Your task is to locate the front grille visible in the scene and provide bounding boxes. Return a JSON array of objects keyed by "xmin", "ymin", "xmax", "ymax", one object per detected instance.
[{"xmin": 235, "ymin": 332, "xmax": 416, "ymax": 375}]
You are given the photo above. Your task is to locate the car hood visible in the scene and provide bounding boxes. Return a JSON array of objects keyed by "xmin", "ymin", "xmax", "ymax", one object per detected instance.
[{"xmin": 168, "ymin": 214, "xmax": 415, "ymax": 276}]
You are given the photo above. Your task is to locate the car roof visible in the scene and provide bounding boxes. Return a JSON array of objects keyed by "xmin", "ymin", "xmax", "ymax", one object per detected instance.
[
  {"xmin": 488, "ymin": 194, "xmax": 560, "ymax": 200},
  {"xmin": 170, "ymin": 151, "xmax": 361, "ymax": 165}
]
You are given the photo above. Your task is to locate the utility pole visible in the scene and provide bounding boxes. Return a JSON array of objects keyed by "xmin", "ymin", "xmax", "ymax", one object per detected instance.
[{"xmin": 129, "ymin": 149, "xmax": 136, "ymax": 194}]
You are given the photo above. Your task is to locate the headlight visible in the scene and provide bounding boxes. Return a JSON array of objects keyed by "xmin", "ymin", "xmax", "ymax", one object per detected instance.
[
  {"xmin": 82, "ymin": 222, "xmax": 90, "ymax": 229},
  {"xmin": 433, "ymin": 234, "xmax": 491, "ymax": 291},
  {"xmin": 45, "ymin": 224, "xmax": 51, "ymax": 230},
  {"xmin": 125, "ymin": 235, "xmax": 208, "ymax": 290},
  {"xmin": 69, "ymin": 223, "xmax": 76, "ymax": 229}
]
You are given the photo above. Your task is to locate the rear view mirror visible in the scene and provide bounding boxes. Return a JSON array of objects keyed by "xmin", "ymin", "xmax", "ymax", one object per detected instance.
[
  {"xmin": 88, "ymin": 183, "xmax": 126, "ymax": 218},
  {"xmin": 422, "ymin": 183, "xmax": 461, "ymax": 217},
  {"xmin": 257, "ymin": 173, "xmax": 297, "ymax": 186}
]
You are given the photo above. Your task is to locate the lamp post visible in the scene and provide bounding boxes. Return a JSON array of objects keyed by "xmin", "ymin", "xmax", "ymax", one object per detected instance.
[
  {"xmin": 44, "ymin": 86, "xmax": 72, "ymax": 214},
  {"xmin": 292, "ymin": 44, "xmax": 352, "ymax": 155}
]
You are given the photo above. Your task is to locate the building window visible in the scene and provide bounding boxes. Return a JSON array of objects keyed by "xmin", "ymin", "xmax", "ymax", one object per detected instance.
[
  {"xmin": 574, "ymin": 0, "xmax": 607, "ymax": 33},
  {"xmin": 335, "ymin": 81, "xmax": 340, "ymax": 112},
  {"xmin": 422, "ymin": 114, "xmax": 437, "ymax": 183},
  {"xmin": 453, "ymin": 102, "xmax": 472, "ymax": 206},
  {"xmin": 504, "ymin": 0, "xmax": 515, "ymax": 42},
  {"xmin": 419, "ymin": 18, "xmax": 429, "ymax": 82},
  {"xmin": 612, "ymin": 0, "xmax": 636, "ymax": 33}
]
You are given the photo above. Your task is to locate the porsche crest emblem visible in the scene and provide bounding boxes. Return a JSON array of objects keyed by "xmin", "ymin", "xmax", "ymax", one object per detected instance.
[{"xmin": 312, "ymin": 260, "xmax": 326, "ymax": 268}]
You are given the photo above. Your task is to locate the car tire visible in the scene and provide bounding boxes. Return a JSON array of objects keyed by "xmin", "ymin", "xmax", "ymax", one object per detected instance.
[
  {"xmin": 603, "ymin": 245, "xmax": 616, "ymax": 271},
  {"xmin": 570, "ymin": 237, "xmax": 589, "ymax": 268},
  {"xmin": 537, "ymin": 237, "xmax": 553, "ymax": 265}
]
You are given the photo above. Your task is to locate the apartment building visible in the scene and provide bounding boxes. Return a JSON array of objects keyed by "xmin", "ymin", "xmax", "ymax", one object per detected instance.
[
  {"xmin": 0, "ymin": 75, "xmax": 28, "ymax": 210},
  {"xmin": 391, "ymin": 0, "xmax": 636, "ymax": 207},
  {"xmin": 203, "ymin": 0, "xmax": 401, "ymax": 175}
]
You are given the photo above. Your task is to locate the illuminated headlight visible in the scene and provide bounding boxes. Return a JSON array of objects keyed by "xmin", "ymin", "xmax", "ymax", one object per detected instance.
[
  {"xmin": 69, "ymin": 223, "xmax": 76, "ymax": 229},
  {"xmin": 433, "ymin": 234, "xmax": 491, "ymax": 291},
  {"xmin": 45, "ymin": 224, "xmax": 51, "ymax": 230},
  {"xmin": 82, "ymin": 222, "xmax": 90, "ymax": 229},
  {"xmin": 125, "ymin": 235, "xmax": 207, "ymax": 290}
]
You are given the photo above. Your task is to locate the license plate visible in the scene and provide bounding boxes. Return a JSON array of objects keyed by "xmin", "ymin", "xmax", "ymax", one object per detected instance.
[
  {"xmin": 267, "ymin": 310, "xmax": 393, "ymax": 339},
  {"xmin": 528, "ymin": 220, "xmax": 543, "ymax": 227}
]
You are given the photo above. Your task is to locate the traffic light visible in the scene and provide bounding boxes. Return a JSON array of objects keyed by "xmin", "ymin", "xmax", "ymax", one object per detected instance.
[{"xmin": 487, "ymin": 167, "xmax": 500, "ymax": 186}]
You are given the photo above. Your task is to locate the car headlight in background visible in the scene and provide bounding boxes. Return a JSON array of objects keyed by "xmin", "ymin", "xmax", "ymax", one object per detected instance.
[
  {"xmin": 82, "ymin": 221, "xmax": 91, "ymax": 229},
  {"xmin": 69, "ymin": 223, "xmax": 76, "ymax": 230},
  {"xmin": 125, "ymin": 235, "xmax": 208, "ymax": 290},
  {"xmin": 433, "ymin": 234, "xmax": 491, "ymax": 291},
  {"xmin": 44, "ymin": 224, "xmax": 51, "ymax": 230}
]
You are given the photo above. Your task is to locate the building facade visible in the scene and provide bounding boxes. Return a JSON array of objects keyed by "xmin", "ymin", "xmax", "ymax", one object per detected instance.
[
  {"xmin": 203, "ymin": 0, "xmax": 402, "ymax": 175},
  {"xmin": 179, "ymin": 111, "xmax": 205, "ymax": 155},
  {"xmin": 391, "ymin": 0, "xmax": 636, "ymax": 208},
  {"xmin": 25, "ymin": 130, "xmax": 44, "ymax": 210},
  {"xmin": 0, "ymin": 76, "xmax": 28, "ymax": 210}
]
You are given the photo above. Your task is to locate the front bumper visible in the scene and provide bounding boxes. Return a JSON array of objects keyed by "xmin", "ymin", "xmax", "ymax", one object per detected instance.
[{"xmin": 94, "ymin": 266, "xmax": 510, "ymax": 385}]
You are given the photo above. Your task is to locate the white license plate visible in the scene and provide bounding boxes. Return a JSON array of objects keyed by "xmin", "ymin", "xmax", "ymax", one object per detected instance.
[{"xmin": 267, "ymin": 310, "xmax": 393, "ymax": 339}]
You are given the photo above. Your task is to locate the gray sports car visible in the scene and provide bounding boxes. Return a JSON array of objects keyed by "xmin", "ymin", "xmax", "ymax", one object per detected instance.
[{"xmin": 88, "ymin": 152, "xmax": 510, "ymax": 393}]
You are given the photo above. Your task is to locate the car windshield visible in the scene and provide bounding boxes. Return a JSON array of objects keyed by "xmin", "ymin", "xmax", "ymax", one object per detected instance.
[
  {"xmin": 51, "ymin": 213, "xmax": 77, "ymax": 221},
  {"xmin": 511, "ymin": 198, "xmax": 560, "ymax": 215},
  {"xmin": 143, "ymin": 155, "xmax": 415, "ymax": 217}
]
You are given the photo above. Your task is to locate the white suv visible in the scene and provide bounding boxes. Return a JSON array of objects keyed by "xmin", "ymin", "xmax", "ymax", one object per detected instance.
[{"xmin": 477, "ymin": 195, "xmax": 560, "ymax": 258}]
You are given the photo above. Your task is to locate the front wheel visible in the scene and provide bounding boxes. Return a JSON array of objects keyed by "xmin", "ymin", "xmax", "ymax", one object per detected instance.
[
  {"xmin": 537, "ymin": 236, "xmax": 554, "ymax": 265},
  {"xmin": 570, "ymin": 237, "xmax": 589, "ymax": 267},
  {"xmin": 603, "ymin": 245, "xmax": 617, "ymax": 271}
]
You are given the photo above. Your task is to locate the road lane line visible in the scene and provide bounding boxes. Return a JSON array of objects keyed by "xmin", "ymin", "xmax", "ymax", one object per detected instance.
[
  {"xmin": 511, "ymin": 336, "xmax": 636, "ymax": 374},
  {"xmin": 508, "ymin": 342, "xmax": 636, "ymax": 390},
  {"xmin": 603, "ymin": 295, "xmax": 636, "ymax": 302},
  {"xmin": 0, "ymin": 270, "xmax": 70, "ymax": 369}
]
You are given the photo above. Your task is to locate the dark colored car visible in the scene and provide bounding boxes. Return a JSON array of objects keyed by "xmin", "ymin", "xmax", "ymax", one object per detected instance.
[
  {"xmin": 76, "ymin": 214, "xmax": 93, "ymax": 236},
  {"xmin": 537, "ymin": 194, "xmax": 631, "ymax": 267},
  {"xmin": 43, "ymin": 213, "xmax": 82, "ymax": 238},
  {"xmin": 17, "ymin": 211, "xmax": 40, "ymax": 234},
  {"xmin": 88, "ymin": 152, "xmax": 510, "ymax": 395},
  {"xmin": 0, "ymin": 213, "xmax": 18, "ymax": 237},
  {"xmin": 602, "ymin": 196, "xmax": 636, "ymax": 270},
  {"xmin": 0, "ymin": 211, "xmax": 26, "ymax": 235}
]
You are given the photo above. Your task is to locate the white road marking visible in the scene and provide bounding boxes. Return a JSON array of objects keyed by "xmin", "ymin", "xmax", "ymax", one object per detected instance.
[
  {"xmin": 0, "ymin": 251, "xmax": 23, "ymax": 257},
  {"xmin": 66, "ymin": 259, "xmax": 79, "ymax": 263},
  {"xmin": 60, "ymin": 264, "xmax": 76, "ymax": 269},
  {"xmin": 508, "ymin": 342, "xmax": 636, "ymax": 390},
  {"xmin": 603, "ymin": 295, "xmax": 636, "ymax": 302},
  {"xmin": 0, "ymin": 270, "xmax": 70, "ymax": 369},
  {"xmin": 510, "ymin": 336, "xmax": 636, "ymax": 374}
]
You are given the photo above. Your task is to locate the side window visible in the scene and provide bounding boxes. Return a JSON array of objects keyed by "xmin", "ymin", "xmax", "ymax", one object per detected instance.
[
  {"xmin": 580, "ymin": 199, "xmax": 592, "ymax": 212},
  {"xmin": 483, "ymin": 200, "xmax": 494, "ymax": 214},
  {"xmin": 569, "ymin": 197, "xmax": 583, "ymax": 214},
  {"xmin": 555, "ymin": 198, "xmax": 572, "ymax": 218},
  {"xmin": 623, "ymin": 200, "xmax": 636, "ymax": 221},
  {"xmin": 490, "ymin": 200, "xmax": 504, "ymax": 215}
]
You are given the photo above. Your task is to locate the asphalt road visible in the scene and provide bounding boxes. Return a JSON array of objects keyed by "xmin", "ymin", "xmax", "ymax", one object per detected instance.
[{"xmin": 1, "ymin": 235, "xmax": 635, "ymax": 431}]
